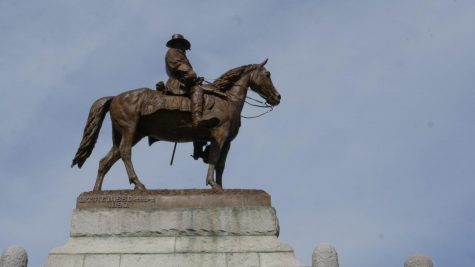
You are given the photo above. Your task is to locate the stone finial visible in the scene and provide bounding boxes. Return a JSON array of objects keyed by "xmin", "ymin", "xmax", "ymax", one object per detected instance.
[
  {"xmin": 312, "ymin": 243, "xmax": 339, "ymax": 267},
  {"xmin": 0, "ymin": 246, "xmax": 28, "ymax": 267},
  {"xmin": 404, "ymin": 253, "xmax": 433, "ymax": 267}
]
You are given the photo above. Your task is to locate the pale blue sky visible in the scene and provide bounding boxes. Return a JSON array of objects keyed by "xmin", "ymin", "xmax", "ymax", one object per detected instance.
[{"xmin": 1, "ymin": 1, "xmax": 475, "ymax": 266}]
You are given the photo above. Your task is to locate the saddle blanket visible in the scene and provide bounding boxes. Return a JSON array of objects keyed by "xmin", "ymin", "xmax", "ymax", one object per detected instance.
[{"xmin": 140, "ymin": 89, "xmax": 214, "ymax": 116}]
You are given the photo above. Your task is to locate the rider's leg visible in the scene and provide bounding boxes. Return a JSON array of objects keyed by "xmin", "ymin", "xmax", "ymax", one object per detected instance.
[
  {"xmin": 190, "ymin": 85, "xmax": 204, "ymax": 127},
  {"xmin": 190, "ymin": 85, "xmax": 219, "ymax": 128}
]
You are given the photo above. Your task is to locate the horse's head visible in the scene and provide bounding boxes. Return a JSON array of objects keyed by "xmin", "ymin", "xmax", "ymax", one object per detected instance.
[{"xmin": 249, "ymin": 59, "xmax": 281, "ymax": 106}]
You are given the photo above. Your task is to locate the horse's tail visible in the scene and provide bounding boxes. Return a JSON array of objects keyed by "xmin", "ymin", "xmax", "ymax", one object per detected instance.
[{"xmin": 71, "ymin": 96, "xmax": 113, "ymax": 168}]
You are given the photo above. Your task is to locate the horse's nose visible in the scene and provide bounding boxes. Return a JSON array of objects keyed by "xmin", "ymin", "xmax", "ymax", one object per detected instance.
[{"xmin": 277, "ymin": 94, "xmax": 281, "ymax": 100}]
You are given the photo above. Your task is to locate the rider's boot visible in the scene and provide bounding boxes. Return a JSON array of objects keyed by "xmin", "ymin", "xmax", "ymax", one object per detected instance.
[
  {"xmin": 190, "ymin": 85, "xmax": 220, "ymax": 128},
  {"xmin": 190, "ymin": 85, "xmax": 204, "ymax": 127},
  {"xmin": 193, "ymin": 141, "xmax": 206, "ymax": 160}
]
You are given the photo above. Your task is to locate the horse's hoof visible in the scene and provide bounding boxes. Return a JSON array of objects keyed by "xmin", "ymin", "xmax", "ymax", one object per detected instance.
[
  {"xmin": 134, "ymin": 184, "xmax": 147, "ymax": 191},
  {"xmin": 92, "ymin": 185, "xmax": 102, "ymax": 192},
  {"xmin": 209, "ymin": 181, "xmax": 224, "ymax": 193}
]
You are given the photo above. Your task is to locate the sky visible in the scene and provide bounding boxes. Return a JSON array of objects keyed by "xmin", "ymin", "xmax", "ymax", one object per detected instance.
[{"xmin": 1, "ymin": 0, "xmax": 475, "ymax": 266}]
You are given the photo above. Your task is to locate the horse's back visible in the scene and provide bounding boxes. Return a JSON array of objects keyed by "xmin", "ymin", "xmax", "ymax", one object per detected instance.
[{"xmin": 109, "ymin": 88, "xmax": 151, "ymax": 116}]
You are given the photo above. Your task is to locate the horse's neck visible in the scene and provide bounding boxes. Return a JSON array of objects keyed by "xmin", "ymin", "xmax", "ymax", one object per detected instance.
[{"xmin": 226, "ymin": 73, "xmax": 250, "ymax": 111}]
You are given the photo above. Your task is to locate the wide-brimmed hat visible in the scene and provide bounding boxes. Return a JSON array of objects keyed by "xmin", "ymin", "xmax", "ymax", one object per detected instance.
[{"xmin": 166, "ymin": 33, "xmax": 191, "ymax": 50}]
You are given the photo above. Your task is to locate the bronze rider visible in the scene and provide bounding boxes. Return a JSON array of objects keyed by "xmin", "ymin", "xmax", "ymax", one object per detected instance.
[
  {"xmin": 164, "ymin": 34, "xmax": 209, "ymax": 160},
  {"xmin": 165, "ymin": 33, "xmax": 206, "ymax": 127}
]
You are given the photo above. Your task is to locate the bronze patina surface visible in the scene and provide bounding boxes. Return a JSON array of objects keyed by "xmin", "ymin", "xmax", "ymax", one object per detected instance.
[
  {"xmin": 76, "ymin": 189, "xmax": 271, "ymax": 209},
  {"xmin": 71, "ymin": 46, "xmax": 280, "ymax": 191}
]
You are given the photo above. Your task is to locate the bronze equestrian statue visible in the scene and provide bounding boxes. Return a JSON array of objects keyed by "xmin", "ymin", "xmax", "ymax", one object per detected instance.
[{"xmin": 71, "ymin": 36, "xmax": 281, "ymax": 191}]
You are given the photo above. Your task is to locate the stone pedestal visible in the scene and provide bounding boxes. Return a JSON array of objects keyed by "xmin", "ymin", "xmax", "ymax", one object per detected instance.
[{"xmin": 44, "ymin": 190, "xmax": 303, "ymax": 267}]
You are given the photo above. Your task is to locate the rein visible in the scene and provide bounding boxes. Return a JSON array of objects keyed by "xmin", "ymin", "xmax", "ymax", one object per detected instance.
[{"xmin": 242, "ymin": 96, "xmax": 274, "ymax": 119}]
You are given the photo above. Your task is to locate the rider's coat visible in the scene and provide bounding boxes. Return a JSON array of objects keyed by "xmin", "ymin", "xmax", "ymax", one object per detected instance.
[{"xmin": 165, "ymin": 48, "xmax": 197, "ymax": 94}]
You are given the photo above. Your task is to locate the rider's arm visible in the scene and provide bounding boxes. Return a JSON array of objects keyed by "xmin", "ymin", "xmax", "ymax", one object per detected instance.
[
  {"xmin": 167, "ymin": 49, "xmax": 198, "ymax": 85},
  {"xmin": 176, "ymin": 64, "xmax": 197, "ymax": 83},
  {"xmin": 174, "ymin": 50, "xmax": 197, "ymax": 84}
]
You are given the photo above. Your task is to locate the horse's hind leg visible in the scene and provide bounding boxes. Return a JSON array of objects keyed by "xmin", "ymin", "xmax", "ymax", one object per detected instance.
[
  {"xmin": 93, "ymin": 145, "xmax": 120, "ymax": 191},
  {"xmin": 119, "ymin": 128, "xmax": 146, "ymax": 190}
]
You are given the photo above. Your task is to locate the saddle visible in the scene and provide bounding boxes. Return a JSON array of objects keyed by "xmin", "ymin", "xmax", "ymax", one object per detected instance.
[
  {"xmin": 155, "ymin": 81, "xmax": 226, "ymax": 98},
  {"xmin": 140, "ymin": 84, "xmax": 219, "ymax": 116}
]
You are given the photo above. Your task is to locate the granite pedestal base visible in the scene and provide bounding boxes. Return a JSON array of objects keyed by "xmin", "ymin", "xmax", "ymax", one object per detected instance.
[{"xmin": 44, "ymin": 190, "xmax": 303, "ymax": 267}]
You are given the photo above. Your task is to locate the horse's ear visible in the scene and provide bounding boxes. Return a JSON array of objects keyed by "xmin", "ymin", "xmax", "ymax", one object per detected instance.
[{"xmin": 260, "ymin": 58, "xmax": 268, "ymax": 66}]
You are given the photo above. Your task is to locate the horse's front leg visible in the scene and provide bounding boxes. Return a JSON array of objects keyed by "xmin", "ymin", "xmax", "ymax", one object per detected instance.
[
  {"xmin": 205, "ymin": 130, "xmax": 228, "ymax": 192},
  {"xmin": 206, "ymin": 163, "xmax": 220, "ymax": 191},
  {"xmin": 215, "ymin": 140, "xmax": 231, "ymax": 186}
]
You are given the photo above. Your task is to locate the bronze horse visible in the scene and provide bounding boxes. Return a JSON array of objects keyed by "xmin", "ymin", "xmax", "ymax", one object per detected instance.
[{"xmin": 71, "ymin": 59, "xmax": 281, "ymax": 191}]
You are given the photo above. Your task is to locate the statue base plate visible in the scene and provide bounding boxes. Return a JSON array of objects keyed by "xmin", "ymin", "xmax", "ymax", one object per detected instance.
[
  {"xmin": 76, "ymin": 189, "xmax": 271, "ymax": 209},
  {"xmin": 44, "ymin": 189, "xmax": 304, "ymax": 267}
]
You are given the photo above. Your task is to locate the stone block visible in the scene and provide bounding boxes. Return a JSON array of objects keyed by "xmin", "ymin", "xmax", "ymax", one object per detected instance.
[
  {"xmin": 71, "ymin": 206, "xmax": 278, "ymax": 237},
  {"xmin": 226, "ymin": 252, "xmax": 260, "ymax": 267},
  {"xmin": 44, "ymin": 255, "xmax": 84, "ymax": 267},
  {"xmin": 50, "ymin": 237, "xmax": 175, "ymax": 254},
  {"xmin": 175, "ymin": 236, "xmax": 293, "ymax": 253},
  {"xmin": 119, "ymin": 254, "xmax": 173, "ymax": 267},
  {"xmin": 119, "ymin": 253, "xmax": 226, "ymax": 267},
  {"xmin": 174, "ymin": 253, "xmax": 227, "ymax": 267},
  {"xmin": 76, "ymin": 189, "xmax": 271, "ymax": 209},
  {"xmin": 259, "ymin": 252, "xmax": 305, "ymax": 267},
  {"xmin": 84, "ymin": 255, "xmax": 120, "ymax": 267}
]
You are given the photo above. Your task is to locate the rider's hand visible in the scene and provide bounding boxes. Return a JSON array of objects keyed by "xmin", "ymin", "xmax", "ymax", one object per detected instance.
[{"xmin": 195, "ymin": 76, "xmax": 204, "ymax": 84}]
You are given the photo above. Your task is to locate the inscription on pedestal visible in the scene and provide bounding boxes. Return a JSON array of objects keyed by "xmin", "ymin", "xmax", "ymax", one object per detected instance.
[
  {"xmin": 78, "ymin": 195, "xmax": 154, "ymax": 208},
  {"xmin": 76, "ymin": 189, "xmax": 271, "ymax": 209}
]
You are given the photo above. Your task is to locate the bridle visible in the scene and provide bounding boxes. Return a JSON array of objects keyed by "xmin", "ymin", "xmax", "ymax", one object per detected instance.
[{"xmin": 203, "ymin": 66, "xmax": 276, "ymax": 119}]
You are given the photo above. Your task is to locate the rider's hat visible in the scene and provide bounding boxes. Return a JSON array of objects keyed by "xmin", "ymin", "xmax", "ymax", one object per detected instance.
[{"xmin": 166, "ymin": 33, "xmax": 191, "ymax": 50}]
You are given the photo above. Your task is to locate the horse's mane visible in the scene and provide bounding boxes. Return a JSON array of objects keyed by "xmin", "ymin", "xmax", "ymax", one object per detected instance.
[{"xmin": 212, "ymin": 64, "xmax": 256, "ymax": 91}]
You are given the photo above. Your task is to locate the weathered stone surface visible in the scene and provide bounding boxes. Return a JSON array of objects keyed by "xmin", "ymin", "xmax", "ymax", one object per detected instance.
[
  {"xmin": 49, "ymin": 237, "xmax": 175, "ymax": 254},
  {"xmin": 312, "ymin": 243, "xmax": 339, "ymax": 267},
  {"xmin": 44, "ymin": 255, "xmax": 83, "ymax": 267},
  {"xmin": 76, "ymin": 189, "xmax": 270, "ymax": 209},
  {"xmin": 71, "ymin": 206, "xmax": 279, "ymax": 237},
  {"xmin": 175, "ymin": 236, "xmax": 294, "ymax": 253},
  {"xmin": 49, "ymin": 236, "xmax": 293, "ymax": 255},
  {"xmin": 118, "ymin": 254, "xmax": 174, "ymax": 267},
  {"xmin": 120, "ymin": 253, "xmax": 227, "ymax": 267},
  {"xmin": 83, "ymin": 255, "xmax": 120, "ymax": 267},
  {"xmin": 260, "ymin": 252, "xmax": 305, "ymax": 267},
  {"xmin": 404, "ymin": 253, "xmax": 434, "ymax": 267},
  {"xmin": 226, "ymin": 253, "xmax": 260, "ymax": 267},
  {"xmin": 0, "ymin": 246, "xmax": 28, "ymax": 267},
  {"xmin": 45, "ymin": 190, "xmax": 303, "ymax": 267}
]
